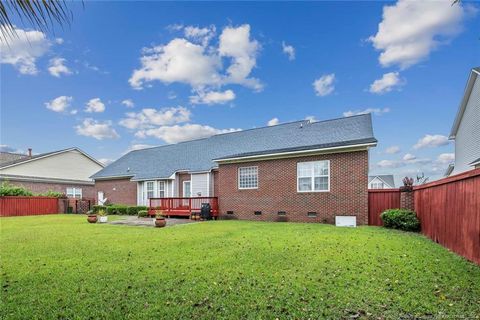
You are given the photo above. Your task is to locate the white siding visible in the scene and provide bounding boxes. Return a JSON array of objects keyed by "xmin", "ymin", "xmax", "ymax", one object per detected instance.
[
  {"xmin": 453, "ymin": 76, "xmax": 480, "ymax": 174},
  {"xmin": 191, "ymin": 173, "xmax": 209, "ymax": 197},
  {"xmin": 0, "ymin": 149, "xmax": 102, "ymax": 181}
]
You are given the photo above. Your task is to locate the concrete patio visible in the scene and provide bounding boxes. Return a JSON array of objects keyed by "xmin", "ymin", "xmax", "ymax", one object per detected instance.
[{"xmin": 107, "ymin": 216, "xmax": 199, "ymax": 227}]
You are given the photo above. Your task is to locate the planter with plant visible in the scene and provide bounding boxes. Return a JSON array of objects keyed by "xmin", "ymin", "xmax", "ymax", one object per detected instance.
[
  {"xmin": 87, "ymin": 210, "xmax": 97, "ymax": 223},
  {"xmin": 154, "ymin": 210, "xmax": 166, "ymax": 228},
  {"xmin": 98, "ymin": 209, "xmax": 108, "ymax": 223}
]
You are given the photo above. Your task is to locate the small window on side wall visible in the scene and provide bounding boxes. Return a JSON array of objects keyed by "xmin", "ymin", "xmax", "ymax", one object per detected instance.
[{"xmin": 238, "ymin": 166, "xmax": 258, "ymax": 189}]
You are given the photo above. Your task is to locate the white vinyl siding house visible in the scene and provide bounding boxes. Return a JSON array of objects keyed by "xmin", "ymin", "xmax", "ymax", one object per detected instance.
[
  {"xmin": 368, "ymin": 175, "xmax": 395, "ymax": 189},
  {"xmin": 449, "ymin": 68, "xmax": 480, "ymax": 175}
]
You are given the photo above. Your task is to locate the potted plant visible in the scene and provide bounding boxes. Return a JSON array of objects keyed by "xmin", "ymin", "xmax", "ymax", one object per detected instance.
[
  {"xmin": 154, "ymin": 210, "xmax": 166, "ymax": 228},
  {"xmin": 98, "ymin": 209, "xmax": 108, "ymax": 223},
  {"xmin": 87, "ymin": 210, "xmax": 97, "ymax": 223}
]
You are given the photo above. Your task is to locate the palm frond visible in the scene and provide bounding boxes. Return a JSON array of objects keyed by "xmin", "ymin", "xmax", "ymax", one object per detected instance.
[{"xmin": 0, "ymin": 0, "xmax": 73, "ymax": 42}]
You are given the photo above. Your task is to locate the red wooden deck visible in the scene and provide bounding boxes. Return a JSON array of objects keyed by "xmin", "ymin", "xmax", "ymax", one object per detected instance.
[{"xmin": 149, "ymin": 197, "xmax": 219, "ymax": 218}]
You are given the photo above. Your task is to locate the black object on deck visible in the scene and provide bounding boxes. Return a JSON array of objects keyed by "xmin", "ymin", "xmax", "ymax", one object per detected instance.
[{"xmin": 200, "ymin": 203, "xmax": 212, "ymax": 220}]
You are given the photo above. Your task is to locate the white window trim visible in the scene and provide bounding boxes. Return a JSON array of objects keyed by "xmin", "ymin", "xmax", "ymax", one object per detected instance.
[
  {"xmin": 158, "ymin": 181, "xmax": 166, "ymax": 198},
  {"xmin": 183, "ymin": 181, "xmax": 191, "ymax": 197},
  {"xmin": 297, "ymin": 160, "xmax": 330, "ymax": 193},
  {"xmin": 238, "ymin": 166, "xmax": 258, "ymax": 190},
  {"xmin": 66, "ymin": 187, "xmax": 82, "ymax": 198},
  {"xmin": 146, "ymin": 181, "xmax": 155, "ymax": 199}
]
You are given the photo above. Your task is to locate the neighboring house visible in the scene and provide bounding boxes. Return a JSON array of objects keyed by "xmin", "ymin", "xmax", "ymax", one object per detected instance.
[
  {"xmin": 448, "ymin": 67, "xmax": 480, "ymax": 175},
  {"xmin": 0, "ymin": 147, "xmax": 104, "ymax": 199},
  {"xmin": 368, "ymin": 175, "xmax": 395, "ymax": 189},
  {"xmin": 92, "ymin": 114, "xmax": 377, "ymax": 224}
]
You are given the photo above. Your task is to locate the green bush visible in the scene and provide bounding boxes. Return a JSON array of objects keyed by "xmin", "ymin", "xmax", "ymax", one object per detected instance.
[
  {"xmin": 106, "ymin": 205, "xmax": 128, "ymax": 215},
  {"xmin": 38, "ymin": 190, "xmax": 66, "ymax": 198},
  {"xmin": 92, "ymin": 205, "xmax": 107, "ymax": 214},
  {"xmin": 381, "ymin": 209, "xmax": 420, "ymax": 232},
  {"xmin": 127, "ymin": 206, "xmax": 148, "ymax": 215},
  {"xmin": 138, "ymin": 210, "xmax": 149, "ymax": 218},
  {"xmin": 0, "ymin": 182, "xmax": 33, "ymax": 196}
]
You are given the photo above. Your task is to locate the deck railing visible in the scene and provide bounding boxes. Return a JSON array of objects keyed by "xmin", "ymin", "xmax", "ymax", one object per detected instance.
[{"xmin": 149, "ymin": 197, "xmax": 219, "ymax": 217}]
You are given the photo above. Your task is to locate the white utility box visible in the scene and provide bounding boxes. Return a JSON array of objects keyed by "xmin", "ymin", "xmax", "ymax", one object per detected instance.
[{"xmin": 335, "ymin": 216, "xmax": 356, "ymax": 227}]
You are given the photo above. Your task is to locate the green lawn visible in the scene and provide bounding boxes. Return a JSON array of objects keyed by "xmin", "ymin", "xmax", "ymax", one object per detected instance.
[{"xmin": 1, "ymin": 215, "xmax": 479, "ymax": 319}]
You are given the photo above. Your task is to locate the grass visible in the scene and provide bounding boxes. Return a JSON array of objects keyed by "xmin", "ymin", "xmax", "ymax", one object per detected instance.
[{"xmin": 1, "ymin": 215, "xmax": 479, "ymax": 319}]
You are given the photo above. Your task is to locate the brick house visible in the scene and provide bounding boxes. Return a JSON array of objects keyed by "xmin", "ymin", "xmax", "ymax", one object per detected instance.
[
  {"xmin": 0, "ymin": 147, "xmax": 104, "ymax": 199},
  {"xmin": 91, "ymin": 114, "xmax": 377, "ymax": 224}
]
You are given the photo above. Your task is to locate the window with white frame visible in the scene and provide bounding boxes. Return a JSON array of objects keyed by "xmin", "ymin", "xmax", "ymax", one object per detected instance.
[
  {"xmin": 146, "ymin": 181, "xmax": 155, "ymax": 199},
  {"xmin": 158, "ymin": 181, "xmax": 166, "ymax": 198},
  {"xmin": 297, "ymin": 160, "xmax": 330, "ymax": 192},
  {"xmin": 238, "ymin": 166, "xmax": 258, "ymax": 189},
  {"xmin": 66, "ymin": 187, "xmax": 82, "ymax": 199},
  {"xmin": 370, "ymin": 182, "xmax": 384, "ymax": 189}
]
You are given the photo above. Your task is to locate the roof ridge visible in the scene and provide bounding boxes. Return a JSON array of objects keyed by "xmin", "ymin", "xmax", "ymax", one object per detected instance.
[{"xmin": 308, "ymin": 113, "xmax": 371, "ymax": 125}]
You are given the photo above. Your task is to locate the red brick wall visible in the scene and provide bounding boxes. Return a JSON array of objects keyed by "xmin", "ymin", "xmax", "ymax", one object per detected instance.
[
  {"xmin": 400, "ymin": 191, "xmax": 414, "ymax": 211},
  {"xmin": 212, "ymin": 170, "xmax": 219, "ymax": 197},
  {"xmin": 217, "ymin": 151, "xmax": 369, "ymax": 224},
  {"xmin": 94, "ymin": 178, "xmax": 137, "ymax": 205},
  {"xmin": 7, "ymin": 180, "xmax": 95, "ymax": 199},
  {"xmin": 177, "ymin": 173, "xmax": 191, "ymax": 197}
]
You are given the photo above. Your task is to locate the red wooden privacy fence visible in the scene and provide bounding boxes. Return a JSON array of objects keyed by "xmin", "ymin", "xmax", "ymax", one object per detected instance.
[
  {"xmin": 0, "ymin": 196, "xmax": 59, "ymax": 217},
  {"xmin": 368, "ymin": 168, "xmax": 480, "ymax": 264},
  {"xmin": 368, "ymin": 189, "xmax": 400, "ymax": 226}
]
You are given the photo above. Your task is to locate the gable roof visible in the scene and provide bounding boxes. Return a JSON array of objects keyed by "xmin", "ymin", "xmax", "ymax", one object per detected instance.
[
  {"xmin": 92, "ymin": 114, "xmax": 377, "ymax": 181},
  {"xmin": 450, "ymin": 67, "xmax": 480, "ymax": 139},
  {"xmin": 368, "ymin": 175, "xmax": 395, "ymax": 188},
  {"xmin": 0, "ymin": 147, "xmax": 104, "ymax": 169}
]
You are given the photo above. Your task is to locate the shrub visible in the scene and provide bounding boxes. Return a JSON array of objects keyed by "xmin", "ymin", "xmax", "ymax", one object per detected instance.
[
  {"xmin": 0, "ymin": 182, "xmax": 33, "ymax": 196},
  {"xmin": 106, "ymin": 205, "xmax": 128, "ymax": 215},
  {"xmin": 38, "ymin": 190, "xmax": 66, "ymax": 198},
  {"xmin": 138, "ymin": 210, "xmax": 149, "ymax": 218},
  {"xmin": 92, "ymin": 205, "xmax": 107, "ymax": 214},
  {"xmin": 381, "ymin": 209, "xmax": 420, "ymax": 232},
  {"xmin": 127, "ymin": 206, "xmax": 148, "ymax": 216}
]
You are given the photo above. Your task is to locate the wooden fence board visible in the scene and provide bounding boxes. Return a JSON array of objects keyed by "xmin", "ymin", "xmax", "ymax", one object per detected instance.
[{"xmin": 0, "ymin": 196, "xmax": 59, "ymax": 217}]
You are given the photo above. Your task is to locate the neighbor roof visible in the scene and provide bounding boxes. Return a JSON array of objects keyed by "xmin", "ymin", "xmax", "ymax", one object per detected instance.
[
  {"xmin": 92, "ymin": 114, "xmax": 377, "ymax": 181},
  {"xmin": 0, "ymin": 152, "xmax": 28, "ymax": 166},
  {"xmin": 450, "ymin": 67, "xmax": 480, "ymax": 139},
  {"xmin": 0, "ymin": 147, "xmax": 104, "ymax": 169},
  {"xmin": 368, "ymin": 175, "xmax": 395, "ymax": 188}
]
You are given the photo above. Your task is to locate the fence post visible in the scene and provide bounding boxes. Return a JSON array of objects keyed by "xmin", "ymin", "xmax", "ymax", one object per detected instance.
[{"xmin": 400, "ymin": 190, "xmax": 414, "ymax": 211}]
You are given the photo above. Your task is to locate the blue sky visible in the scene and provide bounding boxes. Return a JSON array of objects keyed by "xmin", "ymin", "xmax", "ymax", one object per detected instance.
[{"xmin": 1, "ymin": 1, "xmax": 479, "ymax": 184}]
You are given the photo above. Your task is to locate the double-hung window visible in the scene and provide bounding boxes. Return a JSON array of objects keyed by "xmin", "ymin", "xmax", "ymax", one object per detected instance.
[
  {"xmin": 238, "ymin": 166, "xmax": 258, "ymax": 189},
  {"xmin": 158, "ymin": 181, "xmax": 166, "ymax": 198},
  {"xmin": 66, "ymin": 187, "xmax": 82, "ymax": 199},
  {"xmin": 297, "ymin": 160, "xmax": 330, "ymax": 192},
  {"xmin": 146, "ymin": 181, "xmax": 155, "ymax": 199},
  {"xmin": 370, "ymin": 182, "xmax": 384, "ymax": 189}
]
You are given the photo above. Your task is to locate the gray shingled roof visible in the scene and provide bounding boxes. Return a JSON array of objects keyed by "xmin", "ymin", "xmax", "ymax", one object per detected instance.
[
  {"xmin": 0, "ymin": 152, "xmax": 28, "ymax": 166},
  {"xmin": 368, "ymin": 175, "xmax": 395, "ymax": 188},
  {"xmin": 92, "ymin": 114, "xmax": 377, "ymax": 181}
]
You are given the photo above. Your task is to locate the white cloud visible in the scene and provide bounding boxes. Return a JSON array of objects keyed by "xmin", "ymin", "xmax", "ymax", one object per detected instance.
[
  {"xmin": 85, "ymin": 98, "xmax": 106, "ymax": 113},
  {"xmin": 413, "ymin": 134, "xmax": 449, "ymax": 149},
  {"xmin": 369, "ymin": 0, "xmax": 471, "ymax": 69},
  {"xmin": 437, "ymin": 153, "xmax": 455, "ymax": 164},
  {"xmin": 136, "ymin": 124, "xmax": 241, "ymax": 144},
  {"xmin": 119, "ymin": 106, "xmax": 191, "ymax": 130},
  {"xmin": 343, "ymin": 107, "xmax": 390, "ymax": 117},
  {"xmin": 403, "ymin": 153, "xmax": 417, "ymax": 161},
  {"xmin": 70, "ymin": 109, "xmax": 78, "ymax": 115},
  {"xmin": 129, "ymin": 24, "xmax": 262, "ymax": 92},
  {"xmin": 126, "ymin": 144, "xmax": 156, "ymax": 153},
  {"xmin": 369, "ymin": 72, "xmax": 404, "ymax": 94},
  {"xmin": 184, "ymin": 25, "xmax": 216, "ymax": 46},
  {"xmin": 55, "ymin": 38, "xmax": 64, "ymax": 45},
  {"xmin": 121, "ymin": 99, "xmax": 135, "ymax": 108},
  {"xmin": 386, "ymin": 146, "xmax": 401, "ymax": 154},
  {"xmin": 98, "ymin": 158, "xmax": 115, "ymax": 166},
  {"xmin": 377, "ymin": 159, "xmax": 405, "ymax": 168},
  {"xmin": 48, "ymin": 57, "xmax": 72, "ymax": 77},
  {"xmin": 0, "ymin": 27, "xmax": 51, "ymax": 75},
  {"xmin": 0, "ymin": 145, "xmax": 23, "ymax": 154},
  {"xmin": 267, "ymin": 118, "xmax": 279, "ymax": 126},
  {"xmin": 75, "ymin": 118, "xmax": 119, "ymax": 140},
  {"xmin": 305, "ymin": 116, "xmax": 318, "ymax": 123},
  {"xmin": 282, "ymin": 41, "xmax": 295, "ymax": 60},
  {"xmin": 313, "ymin": 74, "xmax": 335, "ymax": 96},
  {"xmin": 45, "ymin": 96, "xmax": 73, "ymax": 113},
  {"xmin": 190, "ymin": 89, "xmax": 235, "ymax": 105}
]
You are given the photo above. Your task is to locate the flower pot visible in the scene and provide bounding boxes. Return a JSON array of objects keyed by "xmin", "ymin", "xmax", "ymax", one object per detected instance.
[
  {"xmin": 87, "ymin": 215, "xmax": 97, "ymax": 223},
  {"xmin": 155, "ymin": 217, "xmax": 166, "ymax": 228},
  {"xmin": 98, "ymin": 216, "xmax": 108, "ymax": 223}
]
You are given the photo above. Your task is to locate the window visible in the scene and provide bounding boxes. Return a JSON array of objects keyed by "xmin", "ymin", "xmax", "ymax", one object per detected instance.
[
  {"xmin": 146, "ymin": 181, "xmax": 155, "ymax": 199},
  {"xmin": 183, "ymin": 181, "xmax": 191, "ymax": 197},
  {"xmin": 158, "ymin": 181, "xmax": 166, "ymax": 198},
  {"xmin": 238, "ymin": 166, "xmax": 258, "ymax": 189},
  {"xmin": 297, "ymin": 160, "xmax": 330, "ymax": 192},
  {"xmin": 370, "ymin": 182, "xmax": 384, "ymax": 189},
  {"xmin": 66, "ymin": 187, "xmax": 82, "ymax": 199}
]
